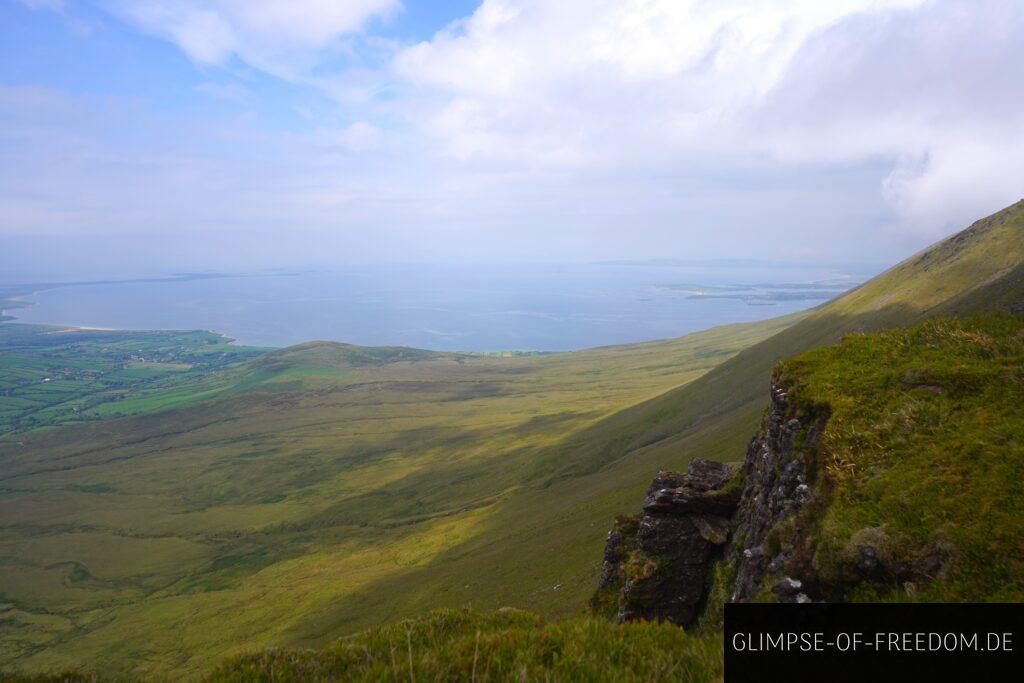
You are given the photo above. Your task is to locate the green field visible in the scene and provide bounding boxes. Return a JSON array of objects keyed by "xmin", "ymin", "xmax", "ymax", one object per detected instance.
[
  {"xmin": 1, "ymin": 200, "xmax": 1022, "ymax": 680},
  {"xmin": 0, "ymin": 324, "xmax": 265, "ymax": 434}
]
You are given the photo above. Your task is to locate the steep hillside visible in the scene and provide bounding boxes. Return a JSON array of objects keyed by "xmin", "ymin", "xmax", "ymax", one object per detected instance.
[
  {"xmin": 732, "ymin": 314, "xmax": 1024, "ymax": 604},
  {"xmin": 552, "ymin": 199, "xmax": 1024, "ymax": 479},
  {"xmin": 332, "ymin": 200, "xmax": 1024, "ymax": 662},
  {"xmin": 379, "ymin": 200, "xmax": 1024, "ymax": 648},
  {"xmin": 196, "ymin": 314, "xmax": 1024, "ymax": 681},
  {"xmin": 595, "ymin": 314, "xmax": 1023, "ymax": 630}
]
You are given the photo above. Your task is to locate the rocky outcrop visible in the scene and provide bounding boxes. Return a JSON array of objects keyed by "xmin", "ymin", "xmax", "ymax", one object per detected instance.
[
  {"xmin": 590, "ymin": 458, "xmax": 740, "ymax": 627},
  {"xmin": 596, "ymin": 313, "xmax": 1022, "ymax": 623},
  {"xmin": 592, "ymin": 379, "xmax": 830, "ymax": 625},
  {"xmin": 728, "ymin": 380, "xmax": 827, "ymax": 602}
]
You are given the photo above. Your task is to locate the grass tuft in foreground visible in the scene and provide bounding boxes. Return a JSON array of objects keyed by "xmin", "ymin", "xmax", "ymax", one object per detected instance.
[
  {"xmin": 0, "ymin": 674, "xmax": 97, "ymax": 682},
  {"xmin": 208, "ymin": 608, "xmax": 721, "ymax": 682}
]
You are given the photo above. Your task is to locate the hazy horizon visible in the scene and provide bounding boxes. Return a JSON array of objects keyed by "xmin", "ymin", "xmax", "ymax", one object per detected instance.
[
  {"xmin": 2, "ymin": 260, "xmax": 877, "ymax": 350},
  {"xmin": 0, "ymin": 240, "xmax": 887, "ymax": 285}
]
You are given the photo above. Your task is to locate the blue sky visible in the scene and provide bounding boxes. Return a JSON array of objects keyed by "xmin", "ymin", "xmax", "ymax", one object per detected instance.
[
  {"xmin": 1, "ymin": 1, "xmax": 473, "ymax": 143},
  {"xmin": 2, "ymin": 1, "xmax": 1023, "ymax": 276}
]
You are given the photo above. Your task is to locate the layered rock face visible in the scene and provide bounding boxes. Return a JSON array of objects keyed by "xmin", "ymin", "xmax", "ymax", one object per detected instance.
[
  {"xmin": 591, "ymin": 458, "xmax": 740, "ymax": 627},
  {"xmin": 729, "ymin": 381, "xmax": 824, "ymax": 602},
  {"xmin": 593, "ymin": 380, "xmax": 828, "ymax": 624}
]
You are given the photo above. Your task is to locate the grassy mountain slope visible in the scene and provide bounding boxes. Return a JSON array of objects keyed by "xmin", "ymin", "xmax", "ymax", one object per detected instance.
[
  {"xmin": 207, "ymin": 313, "xmax": 1024, "ymax": 683},
  {"xmin": 0, "ymin": 314, "xmax": 798, "ymax": 679},
  {"xmin": 341, "ymin": 201, "xmax": 1024, "ymax": 646},
  {"xmin": 203, "ymin": 205, "xmax": 1024, "ymax": 683},
  {"xmin": 552, "ymin": 199, "xmax": 1024, "ymax": 478}
]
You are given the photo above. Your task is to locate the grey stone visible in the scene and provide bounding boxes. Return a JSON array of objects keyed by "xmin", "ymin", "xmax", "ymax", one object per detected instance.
[{"xmin": 593, "ymin": 458, "xmax": 740, "ymax": 627}]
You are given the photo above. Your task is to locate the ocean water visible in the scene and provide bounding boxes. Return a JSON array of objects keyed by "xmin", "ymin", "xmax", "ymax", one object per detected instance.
[{"xmin": 6, "ymin": 263, "xmax": 869, "ymax": 351}]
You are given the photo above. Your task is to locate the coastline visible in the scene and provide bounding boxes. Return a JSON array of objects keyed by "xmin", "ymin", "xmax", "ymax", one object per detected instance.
[
  {"xmin": 1, "ymin": 289, "xmax": 246, "ymax": 347},
  {"xmin": 0, "ymin": 275, "xmax": 249, "ymax": 347},
  {"xmin": 2, "ymin": 268, "xmax": 851, "ymax": 353}
]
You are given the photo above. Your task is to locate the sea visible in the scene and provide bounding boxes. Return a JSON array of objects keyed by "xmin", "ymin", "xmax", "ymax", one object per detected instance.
[{"xmin": 4, "ymin": 262, "xmax": 875, "ymax": 352}]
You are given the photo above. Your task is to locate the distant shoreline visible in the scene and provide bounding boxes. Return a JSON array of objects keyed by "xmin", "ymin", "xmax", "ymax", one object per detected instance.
[
  {"xmin": 0, "ymin": 272, "xmax": 273, "ymax": 344},
  {"xmin": 1, "ymin": 286, "xmax": 246, "ymax": 347},
  {"xmin": 2, "ymin": 266, "xmax": 860, "ymax": 353}
]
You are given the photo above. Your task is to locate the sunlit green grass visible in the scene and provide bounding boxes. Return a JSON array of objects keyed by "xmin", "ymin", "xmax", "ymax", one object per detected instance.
[
  {"xmin": 777, "ymin": 315, "xmax": 1024, "ymax": 601},
  {"xmin": 0, "ymin": 324, "xmax": 265, "ymax": 434}
]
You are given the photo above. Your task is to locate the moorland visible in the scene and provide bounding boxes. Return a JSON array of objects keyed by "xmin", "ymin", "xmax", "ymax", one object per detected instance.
[{"xmin": 1, "ymin": 200, "xmax": 1023, "ymax": 680}]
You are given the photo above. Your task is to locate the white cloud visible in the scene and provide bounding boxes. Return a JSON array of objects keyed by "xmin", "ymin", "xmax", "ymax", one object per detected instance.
[
  {"xmin": 392, "ymin": 0, "xmax": 925, "ymax": 158},
  {"xmin": 103, "ymin": 0, "xmax": 401, "ymax": 70},
  {"xmin": 751, "ymin": 0, "xmax": 1024, "ymax": 233},
  {"xmin": 386, "ymin": 0, "xmax": 1023, "ymax": 233},
  {"xmin": 88, "ymin": 0, "xmax": 1024, "ymax": 237}
]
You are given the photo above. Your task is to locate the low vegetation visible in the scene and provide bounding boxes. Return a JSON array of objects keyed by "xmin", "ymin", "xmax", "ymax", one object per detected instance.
[
  {"xmin": 209, "ymin": 608, "xmax": 721, "ymax": 683},
  {"xmin": 777, "ymin": 315, "xmax": 1024, "ymax": 601},
  {"xmin": 0, "ymin": 312, "xmax": 796, "ymax": 678}
]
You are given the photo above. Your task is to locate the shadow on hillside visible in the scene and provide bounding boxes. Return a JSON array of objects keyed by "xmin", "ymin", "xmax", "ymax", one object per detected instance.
[{"xmin": 274, "ymin": 282, "xmax": 1024, "ymax": 649}]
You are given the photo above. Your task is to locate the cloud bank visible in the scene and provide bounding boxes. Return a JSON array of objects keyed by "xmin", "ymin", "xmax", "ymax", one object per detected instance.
[
  {"xmin": 4, "ymin": 0, "xmax": 1023, "ymax": 264},
  {"xmin": 386, "ymin": 0, "xmax": 1023, "ymax": 234}
]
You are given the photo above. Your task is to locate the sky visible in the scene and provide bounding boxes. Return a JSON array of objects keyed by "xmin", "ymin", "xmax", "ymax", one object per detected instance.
[{"xmin": 1, "ymin": 0, "xmax": 1022, "ymax": 277}]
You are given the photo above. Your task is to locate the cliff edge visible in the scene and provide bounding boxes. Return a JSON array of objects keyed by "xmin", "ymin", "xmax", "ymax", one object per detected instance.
[{"xmin": 595, "ymin": 314, "xmax": 1024, "ymax": 624}]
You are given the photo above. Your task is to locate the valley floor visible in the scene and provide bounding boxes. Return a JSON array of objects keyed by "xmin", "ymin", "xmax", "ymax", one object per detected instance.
[{"xmin": 0, "ymin": 313, "xmax": 800, "ymax": 678}]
